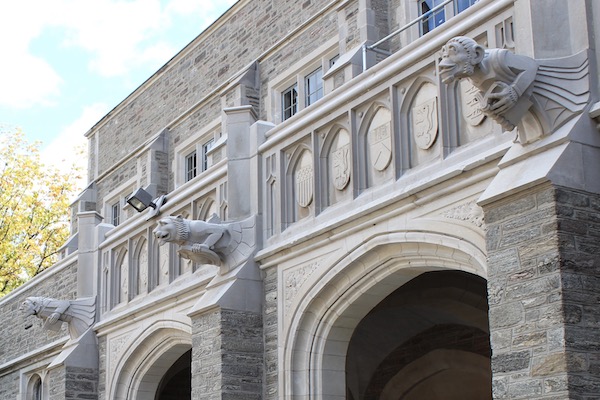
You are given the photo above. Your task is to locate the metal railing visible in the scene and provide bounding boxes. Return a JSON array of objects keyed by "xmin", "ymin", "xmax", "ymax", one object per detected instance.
[{"xmin": 362, "ymin": 0, "xmax": 456, "ymax": 71}]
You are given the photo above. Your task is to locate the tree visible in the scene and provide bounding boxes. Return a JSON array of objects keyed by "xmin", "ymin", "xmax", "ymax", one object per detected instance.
[{"xmin": 0, "ymin": 129, "xmax": 81, "ymax": 296}]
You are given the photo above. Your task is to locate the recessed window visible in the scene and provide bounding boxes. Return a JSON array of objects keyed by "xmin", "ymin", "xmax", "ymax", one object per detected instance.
[
  {"xmin": 419, "ymin": 0, "xmax": 479, "ymax": 35},
  {"xmin": 111, "ymin": 202, "xmax": 120, "ymax": 226},
  {"xmin": 305, "ymin": 67, "xmax": 324, "ymax": 106},
  {"xmin": 455, "ymin": 0, "xmax": 478, "ymax": 13},
  {"xmin": 420, "ymin": 0, "xmax": 445, "ymax": 35},
  {"xmin": 201, "ymin": 139, "xmax": 214, "ymax": 171},
  {"xmin": 282, "ymin": 84, "xmax": 298, "ymax": 120},
  {"xmin": 185, "ymin": 150, "xmax": 197, "ymax": 182}
]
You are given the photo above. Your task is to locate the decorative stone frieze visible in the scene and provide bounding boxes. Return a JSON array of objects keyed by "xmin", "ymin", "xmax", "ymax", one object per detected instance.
[{"xmin": 284, "ymin": 259, "xmax": 321, "ymax": 313}]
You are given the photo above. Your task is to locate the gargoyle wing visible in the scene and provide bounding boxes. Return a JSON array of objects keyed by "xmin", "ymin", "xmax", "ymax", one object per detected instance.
[{"xmin": 532, "ymin": 50, "xmax": 590, "ymax": 131}]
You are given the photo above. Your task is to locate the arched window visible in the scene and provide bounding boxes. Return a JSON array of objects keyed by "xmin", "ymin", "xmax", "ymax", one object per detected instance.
[{"xmin": 27, "ymin": 374, "xmax": 43, "ymax": 400}]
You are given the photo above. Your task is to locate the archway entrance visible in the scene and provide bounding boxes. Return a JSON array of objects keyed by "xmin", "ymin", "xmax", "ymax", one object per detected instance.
[
  {"xmin": 346, "ymin": 271, "xmax": 491, "ymax": 400},
  {"xmin": 155, "ymin": 350, "xmax": 191, "ymax": 400}
]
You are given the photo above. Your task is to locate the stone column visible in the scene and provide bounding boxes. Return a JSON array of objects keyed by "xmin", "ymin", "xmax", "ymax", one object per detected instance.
[
  {"xmin": 513, "ymin": 0, "xmax": 591, "ymax": 58},
  {"xmin": 224, "ymin": 105, "xmax": 261, "ymax": 221},
  {"xmin": 190, "ymin": 308, "xmax": 263, "ymax": 400},
  {"xmin": 77, "ymin": 211, "xmax": 103, "ymax": 298},
  {"xmin": 482, "ymin": 183, "xmax": 600, "ymax": 398}
]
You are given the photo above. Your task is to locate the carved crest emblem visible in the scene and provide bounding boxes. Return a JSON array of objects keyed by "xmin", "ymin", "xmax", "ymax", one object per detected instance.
[
  {"xmin": 412, "ymin": 97, "xmax": 438, "ymax": 150},
  {"xmin": 460, "ymin": 80, "xmax": 486, "ymax": 126},
  {"xmin": 295, "ymin": 165, "xmax": 313, "ymax": 207},
  {"xmin": 368, "ymin": 122, "xmax": 392, "ymax": 171},
  {"xmin": 331, "ymin": 144, "xmax": 350, "ymax": 190}
]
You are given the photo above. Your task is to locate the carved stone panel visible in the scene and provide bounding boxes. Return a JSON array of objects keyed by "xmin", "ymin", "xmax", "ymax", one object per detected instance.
[
  {"xmin": 460, "ymin": 80, "xmax": 485, "ymax": 127},
  {"xmin": 330, "ymin": 129, "xmax": 351, "ymax": 191},
  {"xmin": 138, "ymin": 240, "xmax": 148, "ymax": 295},
  {"xmin": 367, "ymin": 108, "xmax": 392, "ymax": 171},
  {"xmin": 295, "ymin": 151, "xmax": 314, "ymax": 208},
  {"xmin": 284, "ymin": 259, "xmax": 321, "ymax": 314},
  {"xmin": 411, "ymin": 83, "xmax": 438, "ymax": 150}
]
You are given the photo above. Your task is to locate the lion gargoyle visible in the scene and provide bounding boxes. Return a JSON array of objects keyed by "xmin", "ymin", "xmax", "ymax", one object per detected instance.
[
  {"xmin": 153, "ymin": 214, "xmax": 256, "ymax": 272},
  {"xmin": 20, "ymin": 296, "xmax": 96, "ymax": 340},
  {"xmin": 439, "ymin": 36, "xmax": 589, "ymax": 144}
]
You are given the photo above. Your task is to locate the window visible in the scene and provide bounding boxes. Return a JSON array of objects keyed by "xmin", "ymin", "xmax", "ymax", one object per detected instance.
[
  {"xmin": 419, "ymin": 0, "xmax": 479, "ymax": 35},
  {"xmin": 111, "ymin": 202, "xmax": 120, "ymax": 226},
  {"xmin": 270, "ymin": 39, "xmax": 338, "ymax": 122},
  {"xmin": 201, "ymin": 139, "xmax": 214, "ymax": 171},
  {"xmin": 305, "ymin": 67, "xmax": 324, "ymax": 106},
  {"xmin": 182, "ymin": 138, "xmax": 215, "ymax": 183},
  {"xmin": 33, "ymin": 376, "xmax": 42, "ymax": 400},
  {"xmin": 420, "ymin": 0, "xmax": 445, "ymax": 35},
  {"xmin": 185, "ymin": 150, "xmax": 197, "ymax": 182},
  {"xmin": 455, "ymin": 0, "xmax": 478, "ymax": 13},
  {"xmin": 282, "ymin": 84, "xmax": 298, "ymax": 120}
]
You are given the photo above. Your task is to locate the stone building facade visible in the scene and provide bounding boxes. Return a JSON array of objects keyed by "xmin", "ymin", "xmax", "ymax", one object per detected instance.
[{"xmin": 2, "ymin": 0, "xmax": 600, "ymax": 399}]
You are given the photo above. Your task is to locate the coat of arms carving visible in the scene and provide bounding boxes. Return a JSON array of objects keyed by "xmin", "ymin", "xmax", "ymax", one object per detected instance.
[
  {"xmin": 368, "ymin": 122, "xmax": 392, "ymax": 171},
  {"xmin": 331, "ymin": 144, "xmax": 351, "ymax": 190},
  {"xmin": 412, "ymin": 97, "xmax": 438, "ymax": 150}
]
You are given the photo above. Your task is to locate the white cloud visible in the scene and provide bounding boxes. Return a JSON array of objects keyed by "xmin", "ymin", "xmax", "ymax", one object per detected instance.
[
  {"xmin": 0, "ymin": 2, "xmax": 63, "ymax": 109},
  {"xmin": 41, "ymin": 103, "xmax": 109, "ymax": 192},
  {"xmin": 0, "ymin": 51, "xmax": 63, "ymax": 109},
  {"xmin": 0, "ymin": 0, "xmax": 237, "ymax": 110}
]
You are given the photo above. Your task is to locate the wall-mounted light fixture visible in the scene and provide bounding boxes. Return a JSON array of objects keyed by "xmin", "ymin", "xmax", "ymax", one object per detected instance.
[{"xmin": 126, "ymin": 187, "xmax": 166, "ymax": 218}]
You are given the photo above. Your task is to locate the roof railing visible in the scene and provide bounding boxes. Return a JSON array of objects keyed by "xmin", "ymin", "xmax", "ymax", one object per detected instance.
[{"xmin": 361, "ymin": 0, "xmax": 455, "ymax": 71}]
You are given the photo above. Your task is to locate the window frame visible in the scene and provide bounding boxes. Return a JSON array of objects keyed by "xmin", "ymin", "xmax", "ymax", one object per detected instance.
[
  {"xmin": 175, "ymin": 119, "xmax": 221, "ymax": 187},
  {"xmin": 184, "ymin": 149, "xmax": 198, "ymax": 182},
  {"xmin": 305, "ymin": 67, "xmax": 324, "ymax": 107},
  {"xmin": 268, "ymin": 38, "xmax": 339, "ymax": 123},
  {"xmin": 111, "ymin": 201, "xmax": 121, "ymax": 226},
  {"xmin": 282, "ymin": 84, "xmax": 299, "ymax": 120},
  {"xmin": 103, "ymin": 178, "xmax": 137, "ymax": 227},
  {"xmin": 418, "ymin": 0, "xmax": 479, "ymax": 36}
]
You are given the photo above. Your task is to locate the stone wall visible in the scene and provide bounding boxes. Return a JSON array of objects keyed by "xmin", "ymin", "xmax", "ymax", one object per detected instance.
[
  {"xmin": 555, "ymin": 186, "xmax": 600, "ymax": 397},
  {"xmin": 485, "ymin": 184, "xmax": 600, "ymax": 399},
  {"xmin": 89, "ymin": 0, "xmax": 343, "ymax": 177},
  {"xmin": 0, "ymin": 262, "xmax": 77, "ymax": 366},
  {"xmin": 191, "ymin": 308, "xmax": 263, "ymax": 399},
  {"xmin": 0, "ymin": 371, "xmax": 19, "ymax": 400},
  {"xmin": 0, "ymin": 262, "xmax": 78, "ymax": 400}
]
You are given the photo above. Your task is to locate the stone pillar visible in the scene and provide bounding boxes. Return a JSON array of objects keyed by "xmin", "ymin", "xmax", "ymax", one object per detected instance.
[
  {"xmin": 514, "ymin": 0, "xmax": 591, "ymax": 58},
  {"xmin": 47, "ymin": 366, "xmax": 98, "ymax": 400},
  {"xmin": 190, "ymin": 308, "xmax": 263, "ymax": 400},
  {"xmin": 77, "ymin": 211, "xmax": 103, "ymax": 298},
  {"xmin": 483, "ymin": 183, "xmax": 600, "ymax": 398},
  {"xmin": 224, "ymin": 105, "xmax": 262, "ymax": 221}
]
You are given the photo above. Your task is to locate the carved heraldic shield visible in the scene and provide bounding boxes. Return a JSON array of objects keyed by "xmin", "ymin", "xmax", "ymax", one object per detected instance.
[
  {"xmin": 412, "ymin": 97, "xmax": 438, "ymax": 150},
  {"xmin": 332, "ymin": 144, "xmax": 351, "ymax": 190},
  {"xmin": 368, "ymin": 122, "xmax": 392, "ymax": 171},
  {"xmin": 295, "ymin": 165, "xmax": 313, "ymax": 207}
]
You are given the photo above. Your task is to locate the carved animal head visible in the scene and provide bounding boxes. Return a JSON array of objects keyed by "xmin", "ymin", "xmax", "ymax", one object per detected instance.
[
  {"xmin": 153, "ymin": 215, "xmax": 188, "ymax": 245},
  {"xmin": 439, "ymin": 36, "xmax": 485, "ymax": 84}
]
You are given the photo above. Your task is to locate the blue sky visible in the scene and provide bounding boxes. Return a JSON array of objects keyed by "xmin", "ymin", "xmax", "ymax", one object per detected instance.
[{"xmin": 0, "ymin": 0, "xmax": 236, "ymax": 176}]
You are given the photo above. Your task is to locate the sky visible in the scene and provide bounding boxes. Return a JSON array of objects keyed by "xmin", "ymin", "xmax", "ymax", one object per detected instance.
[{"xmin": 0, "ymin": 0, "xmax": 237, "ymax": 189}]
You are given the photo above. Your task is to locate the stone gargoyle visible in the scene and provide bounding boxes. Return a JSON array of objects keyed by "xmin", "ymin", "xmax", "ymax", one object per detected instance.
[
  {"xmin": 20, "ymin": 296, "xmax": 96, "ymax": 340},
  {"xmin": 153, "ymin": 214, "xmax": 256, "ymax": 273},
  {"xmin": 439, "ymin": 36, "xmax": 589, "ymax": 143}
]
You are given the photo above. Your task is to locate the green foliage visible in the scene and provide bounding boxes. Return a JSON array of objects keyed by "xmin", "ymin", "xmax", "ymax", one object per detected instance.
[{"xmin": 0, "ymin": 129, "xmax": 80, "ymax": 296}]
